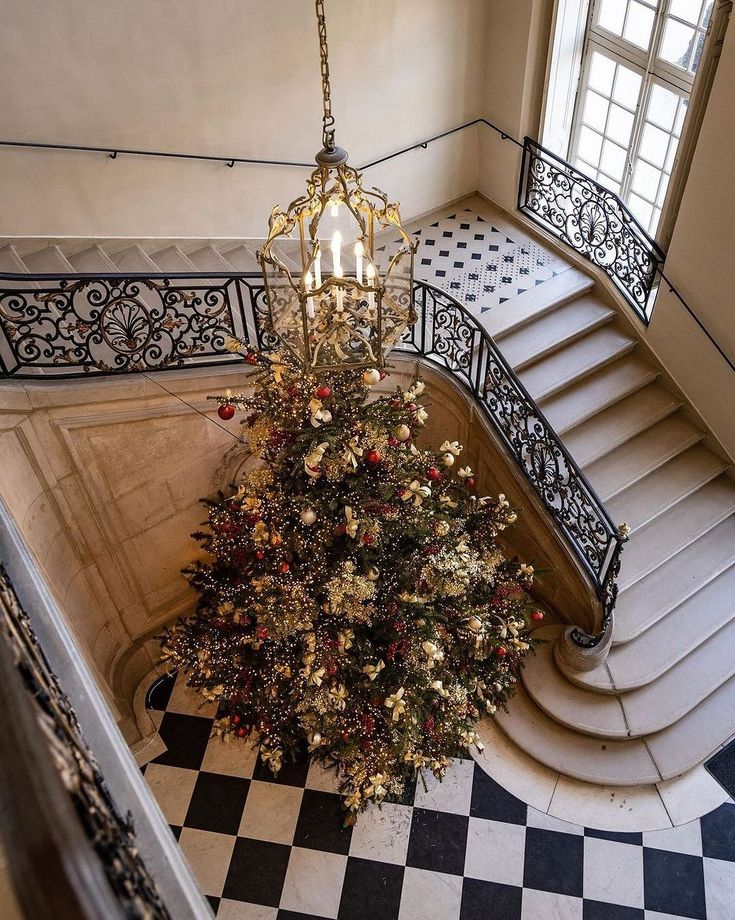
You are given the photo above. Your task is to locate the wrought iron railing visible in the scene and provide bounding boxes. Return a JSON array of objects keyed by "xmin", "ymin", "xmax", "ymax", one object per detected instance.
[
  {"xmin": 0, "ymin": 268, "xmax": 625, "ymax": 645},
  {"xmin": 518, "ymin": 138, "xmax": 665, "ymax": 323},
  {"xmin": 0, "ymin": 562, "xmax": 170, "ymax": 918}
]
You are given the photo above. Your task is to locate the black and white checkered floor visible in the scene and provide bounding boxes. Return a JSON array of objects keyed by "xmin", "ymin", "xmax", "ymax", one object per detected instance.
[{"xmin": 142, "ymin": 672, "xmax": 735, "ymax": 919}]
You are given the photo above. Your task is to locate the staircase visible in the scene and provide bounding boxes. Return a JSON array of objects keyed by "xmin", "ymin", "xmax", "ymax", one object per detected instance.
[
  {"xmin": 2, "ymin": 201, "xmax": 734, "ymax": 788},
  {"xmin": 404, "ymin": 203, "xmax": 735, "ymax": 787}
]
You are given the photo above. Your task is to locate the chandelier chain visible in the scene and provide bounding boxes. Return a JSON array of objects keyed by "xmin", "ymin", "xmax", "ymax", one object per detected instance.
[{"xmin": 315, "ymin": 0, "xmax": 335, "ymax": 151}]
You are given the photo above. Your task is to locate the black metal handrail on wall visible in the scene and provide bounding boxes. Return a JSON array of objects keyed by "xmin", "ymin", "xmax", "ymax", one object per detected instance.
[
  {"xmin": 0, "ymin": 269, "xmax": 625, "ymax": 645},
  {"xmin": 1, "ymin": 119, "xmax": 729, "ymax": 371}
]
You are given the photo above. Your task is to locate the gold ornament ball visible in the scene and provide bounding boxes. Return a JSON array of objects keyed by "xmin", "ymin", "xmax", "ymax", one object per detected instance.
[
  {"xmin": 363, "ymin": 368, "xmax": 381, "ymax": 386},
  {"xmin": 300, "ymin": 509, "xmax": 317, "ymax": 526},
  {"xmin": 366, "ymin": 566, "xmax": 380, "ymax": 581},
  {"xmin": 394, "ymin": 424, "xmax": 411, "ymax": 442},
  {"xmin": 442, "ymin": 452, "xmax": 455, "ymax": 467}
]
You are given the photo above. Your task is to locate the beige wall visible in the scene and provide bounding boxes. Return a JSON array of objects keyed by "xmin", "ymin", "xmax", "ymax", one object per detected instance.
[
  {"xmin": 644, "ymin": 22, "xmax": 735, "ymax": 457},
  {"xmin": 0, "ymin": 0, "xmax": 487, "ymax": 238}
]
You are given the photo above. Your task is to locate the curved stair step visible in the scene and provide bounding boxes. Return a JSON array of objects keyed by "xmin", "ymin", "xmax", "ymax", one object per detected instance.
[
  {"xmin": 496, "ymin": 682, "xmax": 661, "ymax": 786},
  {"xmin": 524, "ymin": 615, "xmax": 735, "ymax": 739},
  {"xmin": 188, "ymin": 245, "xmax": 235, "ymax": 273},
  {"xmin": 614, "ymin": 515, "xmax": 735, "ymax": 643},
  {"xmin": 574, "ymin": 566, "xmax": 735, "ymax": 692},
  {"xmin": 519, "ymin": 325, "xmax": 636, "ymax": 401},
  {"xmin": 497, "ymin": 296, "xmax": 615, "ymax": 371},
  {"xmin": 562, "ymin": 383, "xmax": 680, "ymax": 467},
  {"xmin": 606, "ymin": 444, "xmax": 728, "ymax": 533},
  {"xmin": 112, "ymin": 245, "xmax": 160, "ymax": 273},
  {"xmin": 618, "ymin": 477, "xmax": 735, "ymax": 590},
  {"xmin": 645, "ymin": 674, "xmax": 735, "ymax": 780},
  {"xmin": 149, "ymin": 245, "xmax": 198, "ymax": 273},
  {"xmin": 584, "ymin": 413, "xmax": 703, "ymax": 501},
  {"xmin": 67, "ymin": 244, "xmax": 118, "ymax": 273},
  {"xmin": 219, "ymin": 244, "xmax": 261, "ymax": 272},
  {"xmin": 540, "ymin": 353, "xmax": 658, "ymax": 434}
]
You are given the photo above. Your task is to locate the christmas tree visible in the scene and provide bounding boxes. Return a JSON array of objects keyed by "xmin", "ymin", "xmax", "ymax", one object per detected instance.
[{"xmin": 160, "ymin": 344, "xmax": 539, "ymax": 820}]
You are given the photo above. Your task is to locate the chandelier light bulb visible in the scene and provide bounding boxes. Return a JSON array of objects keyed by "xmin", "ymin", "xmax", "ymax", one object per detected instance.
[{"xmin": 255, "ymin": 0, "xmax": 417, "ymax": 371}]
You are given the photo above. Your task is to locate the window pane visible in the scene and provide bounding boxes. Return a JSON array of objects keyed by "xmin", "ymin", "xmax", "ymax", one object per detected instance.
[
  {"xmin": 600, "ymin": 139, "xmax": 627, "ymax": 181},
  {"xmin": 628, "ymin": 193, "xmax": 654, "ymax": 229},
  {"xmin": 624, "ymin": 1, "xmax": 656, "ymax": 49},
  {"xmin": 588, "ymin": 51, "xmax": 616, "ymax": 95},
  {"xmin": 583, "ymin": 91, "xmax": 609, "ymax": 132},
  {"xmin": 598, "ymin": 0, "xmax": 626, "ymax": 36},
  {"xmin": 647, "ymin": 83, "xmax": 679, "ymax": 131},
  {"xmin": 597, "ymin": 173, "xmax": 622, "ymax": 195},
  {"xmin": 632, "ymin": 160, "xmax": 661, "ymax": 199},
  {"xmin": 612, "ymin": 66, "xmax": 642, "ymax": 108},
  {"xmin": 659, "ymin": 18, "xmax": 696, "ymax": 69},
  {"xmin": 607, "ymin": 104, "xmax": 635, "ymax": 145},
  {"xmin": 669, "ymin": 0, "xmax": 703, "ymax": 25},
  {"xmin": 578, "ymin": 126, "xmax": 604, "ymax": 166},
  {"xmin": 690, "ymin": 29, "xmax": 706, "ymax": 73},
  {"xmin": 640, "ymin": 123, "xmax": 670, "ymax": 167},
  {"xmin": 674, "ymin": 98, "xmax": 688, "ymax": 135}
]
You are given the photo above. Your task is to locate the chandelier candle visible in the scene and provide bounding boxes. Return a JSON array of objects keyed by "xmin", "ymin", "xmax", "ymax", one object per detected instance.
[{"xmin": 256, "ymin": 0, "xmax": 417, "ymax": 373}]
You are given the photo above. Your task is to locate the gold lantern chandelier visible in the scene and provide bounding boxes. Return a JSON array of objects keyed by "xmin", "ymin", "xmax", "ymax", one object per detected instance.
[{"xmin": 257, "ymin": 0, "xmax": 417, "ymax": 372}]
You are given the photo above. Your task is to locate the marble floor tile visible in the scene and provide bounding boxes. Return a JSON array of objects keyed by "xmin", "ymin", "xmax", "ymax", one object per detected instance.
[
  {"xmin": 413, "ymin": 757, "xmax": 475, "ymax": 815},
  {"xmin": 520, "ymin": 888, "xmax": 583, "ymax": 920},
  {"xmin": 583, "ymin": 837, "xmax": 645, "ymax": 908},
  {"xmin": 200, "ymin": 733, "xmax": 259, "ymax": 778},
  {"xmin": 398, "ymin": 866, "xmax": 463, "ymax": 920},
  {"xmin": 643, "ymin": 819, "xmax": 703, "ymax": 856},
  {"xmin": 278, "ymin": 846, "xmax": 348, "ymax": 919},
  {"xmin": 238, "ymin": 779, "xmax": 303, "ymax": 845},
  {"xmin": 143, "ymin": 762, "xmax": 198, "ymax": 826},
  {"xmin": 464, "ymin": 816, "xmax": 526, "ymax": 887},
  {"xmin": 177, "ymin": 827, "xmax": 236, "ymax": 897},
  {"xmin": 348, "ymin": 801, "xmax": 414, "ymax": 865},
  {"xmin": 703, "ymin": 855, "xmax": 735, "ymax": 920}
]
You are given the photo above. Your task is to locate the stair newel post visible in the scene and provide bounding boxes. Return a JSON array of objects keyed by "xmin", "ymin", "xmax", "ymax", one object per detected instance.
[{"xmin": 554, "ymin": 523, "xmax": 630, "ymax": 675}]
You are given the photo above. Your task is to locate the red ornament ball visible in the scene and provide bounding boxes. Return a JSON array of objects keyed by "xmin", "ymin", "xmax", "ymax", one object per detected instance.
[
  {"xmin": 407, "ymin": 402, "xmax": 417, "ymax": 412},
  {"xmin": 279, "ymin": 561, "xmax": 290, "ymax": 574},
  {"xmin": 379, "ymin": 370, "xmax": 386, "ymax": 380},
  {"xmin": 387, "ymin": 436, "xmax": 399, "ymax": 448},
  {"xmin": 236, "ymin": 726, "xmax": 248, "ymax": 738},
  {"xmin": 465, "ymin": 477, "xmax": 476, "ymax": 489},
  {"xmin": 427, "ymin": 467, "xmax": 442, "ymax": 481},
  {"xmin": 366, "ymin": 449, "xmax": 382, "ymax": 465},
  {"xmin": 255, "ymin": 549, "xmax": 265, "ymax": 560},
  {"xmin": 231, "ymin": 714, "xmax": 241, "ymax": 725},
  {"xmin": 217, "ymin": 403, "xmax": 235, "ymax": 421},
  {"xmin": 362, "ymin": 533, "xmax": 376, "ymax": 545},
  {"xmin": 245, "ymin": 352, "xmax": 258, "ymax": 365},
  {"xmin": 287, "ymin": 385, "xmax": 299, "ymax": 398},
  {"xmin": 496, "ymin": 646, "xmax": 508, "ymax": 657},
  {"xmin": 531, "ymin": 611, "xmax": 545, "ymax": 622},
  {"xmin": 342, "ymin": 731, "xmax": 351, "ymax": 741},
  {"xmin": 315, "ymin": 385, "xmax": 332, "ymax": 400}
]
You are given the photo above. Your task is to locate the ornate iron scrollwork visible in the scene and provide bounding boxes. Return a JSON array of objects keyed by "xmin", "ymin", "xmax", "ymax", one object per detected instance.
[
  {"xmin": 0, "ymin": 565, "xmax": 170, "ymax": 917},
  {"xmin": 519, "ymin": 139, "xmax": 665, "ymax": 322}
]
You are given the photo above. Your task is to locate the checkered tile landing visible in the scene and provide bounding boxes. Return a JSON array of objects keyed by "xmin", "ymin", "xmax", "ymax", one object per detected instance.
[
  {"xmin": 378, "ymin": 203, "xmax": 567, "ymax": 313},
  {"xmin": 142, "ymin": 672, "xmax": 735, "ymax": 919}
]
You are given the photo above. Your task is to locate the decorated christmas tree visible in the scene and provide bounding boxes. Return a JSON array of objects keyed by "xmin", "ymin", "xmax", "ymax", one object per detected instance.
[{"xmin": 160, "ymin": 343, "xmax": 540, "ymax": 820}]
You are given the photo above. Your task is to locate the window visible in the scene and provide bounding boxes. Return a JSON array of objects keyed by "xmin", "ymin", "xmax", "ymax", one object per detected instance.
[{"xmin": 569, "ymin": 0, "xmax": 713, "ymax": 236}]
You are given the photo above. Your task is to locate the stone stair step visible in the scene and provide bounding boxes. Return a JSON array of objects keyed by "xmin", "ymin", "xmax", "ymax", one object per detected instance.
[
  {"xmin": 600, "ymin": 566, "xmax": 735, "ymax": 691},
  {"xmin": 0, "ymin": 245, "xmax": 38, "ymax": 288},
  {"xmin": 149, "ymin": 245, "xmax": 198, "ymax": 273},
  {"xmin": 619, "ymin": 477, "xmax": 735, "ymax": 590},
  {"xmin": 495, "ymin": 683, "xmax": 661, "ymax": 786},
  {"xmin": 482, "ymin": 267, "xmax": 594, "ymax": 339},
  {"xmin": 67, "ymin": 244, "xmax": 118, "ymax": 273},
  {"xmin": 112, "ymin": 245, "xmax": 161, "ymax": 273},
  {"xmin": 614, "ymin": 515, "xmax": 735, "ymax": 643},
  {"xmin": 524, "ymin": 618, "xmax": 735, "ymax": 739},
  {"xmin": 496, "ymin": 296, "xmax": 615, "ymax": 371},
  {"xmin": 519, "ymin": 325, "xmax": 637, "ymax": 401},
  {"xmin": 187, "ymin": 245, "xmax": 234, "ymax": 273},
  {"xmin": 220, "ymin": 244, "xmax": 261, "ymax": 272},
  {"xmin": 523, "ymin": 626, "xmax": 627, "ymax": 737},
  {"xmin": 562, "ymin": 383, "xmax": 680, "ymax": 468},
  {"xmin": 584, "ymin": 413, "xmax": 703, "ymax": 501},
  {"xmin": 645, "ymin": 674, "xmax": 735, "ymax": 780},
  {"xmin": 21, "ymin": 245, "xmax": 75, "ymax": 274},
  {"xmin": 539, "ymin": 354, "xmax": 657, "ymax": 434},
  {"xmin": 607, "ymin": 444, "xmax": 728, "ymax": 533}
]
